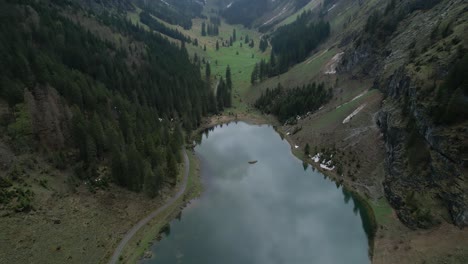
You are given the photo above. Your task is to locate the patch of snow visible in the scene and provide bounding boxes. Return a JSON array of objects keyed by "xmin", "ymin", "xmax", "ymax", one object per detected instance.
[
  {"xmin": 226, "ymin": 2, "xmax": 233, "ymax": 8},
  {"xmin": 351, "ymin": 90, "xmax": 368, "ymax": 101},
  {"xmin": 320, "ymin": 164, "xmax": 335, "ymax": 171},
  {"xmin": 158, "ymin": 118, "xmax": 163, "ymax": 122},
  {"xmin": 328, "ymin": 4, "xmax": 337, "ymax": 12},
  {"xmin": 295, "ymin": 145, "xmax": 299, "ymax": 149},
  {"xmin": 336, "ymin": 90, "xmax": 368, "ymax": 109},
  {"xmin": 342, "ymin": 103, "xmax": 367, "ymax": 124},
  {"xmin": 311, "ymin": 153, "xmax": 321, "ymax": 163},
  {"xmin": 160, "ymin": 0, "xmax": 170, "ymax": 6},
  {"xmin": 286, "ymin": 132, "xmax": 291, "ymax": 135}
]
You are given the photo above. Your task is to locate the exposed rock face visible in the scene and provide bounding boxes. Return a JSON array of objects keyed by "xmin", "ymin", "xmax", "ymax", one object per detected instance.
[
  {"xmin": 340, "ymin": 0, "xmax": 468, "ymax": 229},
  {"xmin": 24, "ymin": 86, "xmax": 72, "ymax": 150},
  {"xmin": 377, "ymin": 68, "xmax": 467, "ymax": 229}
]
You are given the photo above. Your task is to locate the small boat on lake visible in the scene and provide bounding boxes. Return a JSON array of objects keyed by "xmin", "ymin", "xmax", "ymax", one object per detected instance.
[{"xmin": 248, "ymin": 160, "xmax": 258, "ymax": 164}]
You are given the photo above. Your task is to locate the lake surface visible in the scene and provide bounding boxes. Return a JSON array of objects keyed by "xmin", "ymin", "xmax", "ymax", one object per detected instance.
[{"xmin": 142, "ymin": 122, "xmax": 371, "ymax": 264}]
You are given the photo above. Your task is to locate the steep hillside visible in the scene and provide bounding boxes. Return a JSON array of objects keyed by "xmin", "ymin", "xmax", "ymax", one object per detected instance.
[
  {"xmin": 238, "ymin": 0, "xmax": 467, "ymax": 262},
  {"xmin": 0, "ymin": 0, "xmax": 214, "ymax": 262},
  {"xmin": 339, "ymin": 0, "xmax": 467, "ymax": 229}
]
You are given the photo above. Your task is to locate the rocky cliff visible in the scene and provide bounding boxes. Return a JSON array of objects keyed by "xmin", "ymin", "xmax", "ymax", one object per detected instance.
[{"xmin": 340, "ymin": 0, "xmax": 468, "ymax": 228}]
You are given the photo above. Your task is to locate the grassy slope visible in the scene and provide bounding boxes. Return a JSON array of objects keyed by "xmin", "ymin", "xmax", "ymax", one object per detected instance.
[{"xmin": 127, "ymin": 2, "xmax": 269, "ymax": 113}]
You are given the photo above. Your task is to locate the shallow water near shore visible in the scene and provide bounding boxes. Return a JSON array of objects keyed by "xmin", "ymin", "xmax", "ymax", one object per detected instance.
[{"xmin": 141, "ymin": 122, "xmax": 371, "ymax": 264}]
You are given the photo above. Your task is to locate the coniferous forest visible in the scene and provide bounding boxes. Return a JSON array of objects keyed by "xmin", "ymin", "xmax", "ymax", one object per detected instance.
[
  {"xmin": 0, "ymin": 0, "xmax": 216, "ymax": 197},
  {"xmin": 139, "ymin": 11, "xmax": 191, "ymax": 43},
  {"xmin": 251, "ymin": 11, "xmax": 330, "ymax": 82},
  {"xmin": 255, "ymin": 83, "xmax": 333, "ymax": 122}
]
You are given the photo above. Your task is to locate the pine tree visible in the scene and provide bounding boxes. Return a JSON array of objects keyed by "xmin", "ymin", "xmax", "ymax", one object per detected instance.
[
  {"xmin": 233, "ymin": 29, "xmax": 237, "ymax": 41},
  {"xmin": 216, "ymin": 40, "xmax": 219, "ymax": 51},
  {"xmin": 201, "ymin": 22, "xmax": 206, "ymax": 36},
  {"xmin": 226, "ymin": 65, "xmax": 232, "ymax": 90},
  {"xmin": 305, "ymin": 143, "xmax": 310, "ymax": 156},
  {"xmin": 205, "ymin": 62, "xmax": 211, "ymax": 79},
  {"xmin": 251, "ymin": 63, "xmax": 259, "ymax": 84}
]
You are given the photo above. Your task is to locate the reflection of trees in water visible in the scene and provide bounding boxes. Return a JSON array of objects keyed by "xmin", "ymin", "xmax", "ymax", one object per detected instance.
[
  {"xmin": 342, "ymin": 188, "xmax": 352, "ymax": 205},
  {"xmin": 346, "ymin": 190, "xmax": 377, "ymax": 244},
  {"xmin": 160, "ymin": 223, "xmax": 171, "ymax": 237}
]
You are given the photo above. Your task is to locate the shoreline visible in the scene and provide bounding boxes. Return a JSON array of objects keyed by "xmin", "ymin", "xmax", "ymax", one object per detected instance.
[
  {"xmin": 123, "ymin": 112, "xmax": 379, "ymax": 262},
  {"xmin": 115, "ymin": 150, "xmax": 203, "ymax": 263}
]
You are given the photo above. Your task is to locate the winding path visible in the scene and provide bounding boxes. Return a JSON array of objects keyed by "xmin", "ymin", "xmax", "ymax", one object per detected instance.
[{"xmin": 108, "ymin": 149, "xmax": 190, "ymax": 264}]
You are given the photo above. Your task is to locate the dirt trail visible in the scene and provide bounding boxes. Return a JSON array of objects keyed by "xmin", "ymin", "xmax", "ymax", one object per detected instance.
[{"xmin": 108, "ymin": 149, "xmax": 190, "ymax": 264}]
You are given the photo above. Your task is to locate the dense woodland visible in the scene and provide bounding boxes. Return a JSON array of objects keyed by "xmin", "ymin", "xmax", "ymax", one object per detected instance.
[
  {"xmin": 201, "ymin": 21, "xmax": 219, "ymax": 36},
  {"xmin": 0, "ymin": 0, "xmax": 217, "ymax": 197},
  {"xmin": 222, "ymin": 0, "xmax": 309, "ymax": 28},
  {"xmin": 139, "ymin": 11, "xmax": 190, "ymax": 42},
  {"xmin": 251, "ymin": 11, "xmax": 330, "ymax": 82},
  {"xmin": 255, "ymin": 83, "xmax": 333, "ymax": 122},
  {"xmin": 134, "ymin": 0, "xmax": 203, "ymax": 29}
]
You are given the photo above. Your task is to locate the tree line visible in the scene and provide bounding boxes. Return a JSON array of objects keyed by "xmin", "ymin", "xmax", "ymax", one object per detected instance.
[
  {"xmin": 251, "ymin": 11, "xmax": 330, "ymax": 82},
  {"xmin": 135, "ymin": 0, "xmax": 202, "ymax": 29},
  {"xmin": 201, "ymin": 21, "xmax": 219, "ymax": 36},
  {"xmin": 139, "ymin": 11, "xmax": 190, "ymax": 43},
  {"xmin": 255, "ymin": 83, "xmax": 333, "ymax": 122}
]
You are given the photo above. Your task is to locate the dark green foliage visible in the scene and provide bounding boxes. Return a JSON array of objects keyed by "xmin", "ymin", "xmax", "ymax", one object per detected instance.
[
  {"xmin": 216, "ymin": 78, "xmax": 231, "ymax": 111},
  {"xmin": 253, "ymin": 12, "xmax": 330, "ymax": 80},
  {"xmin": 269, "ymin": 12, "xmax": 330, "ymax": 74},
  {"xmin": 364, "ymin": 0, "xmax": 442, "ymax": 44},
  {"xmin": 139, "ymin": 11, "xmax": 190, "ymax": 42},
  {"xmin": 201, "ymin": 22, "xmax": 206, "ymax": 36},
  {"xmin": 135, "ymin": 0, "xmax": 201, "ymax": 29},
  {"xmin": 202, "ymin": 21, "xmax": 219, "ymax": 36},
  {"xmin": 0, "ymin": 0, "xmax": 215, "ymax": 196},
  {"xmin": 259, "ymin": 37, "xmax": 268, "ymax": 52},
  {"xmin": 222, "ymin": 0, "xmax": 270, "ymax": 27},
  {"xmin": 255, "ymin": 83, "xmax": 333, "ymax": 122},
  {"xmin": 225, "ymin": 65, "xmax": 232, "ymax": 91},
  {"xmin": 205, "ymin": 62, "xmax": 211, "ymax": 79},
  {"xmin": 304, "ymin": 143, "xmax": 310, "ymax": 156},
  {"xmin": 432, "ymin": 54, "xmax": 468, "ymax": 124}
]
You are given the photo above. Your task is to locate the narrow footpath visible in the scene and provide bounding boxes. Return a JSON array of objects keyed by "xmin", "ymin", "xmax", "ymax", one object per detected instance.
[{"xmin": 108, "ymin": 149, "xmax": 190, "ymax": 264}]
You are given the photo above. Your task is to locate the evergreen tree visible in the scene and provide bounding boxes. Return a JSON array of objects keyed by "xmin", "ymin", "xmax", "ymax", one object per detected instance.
[
  {"xmin": 201, "ymin": 22, "xmax": 206, "ymax": 36},
  {"xmin": 216, "ymin": 40, "xmax": 219, "ymax": 51},
  {"xmin": 305, "ymin": 143, "xmax": 310, "ymax": 156},
  {"xmin": 251, "ymin": 63, "xmax": 259, "ymax": 84},
  {"xmin": 205, "ymin": 62, "xmax": 211, "ymax": 79},
  {"xmin": 226, "ymin": 65, "xmax": 232, "ymax": 90}
]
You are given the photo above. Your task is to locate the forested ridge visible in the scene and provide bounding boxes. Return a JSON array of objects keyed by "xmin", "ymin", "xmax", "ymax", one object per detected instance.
[
  {"xmin": 139, "ymin": 11, "xmax": 191, "ymax": 43},
  {"xmin": 251, "ymin": 11, "xmax": 330, "ymax": 83},
  {"xmin": 0, "ymin": 0, "xmax": 216, "ymax": 198},
  {"xmin": 255, "ymin": 82, "xmax": 333, "ymax": 122},
  {"xmin": 134, "ymin": 0, "xmax": 203, "ymax": 29}
]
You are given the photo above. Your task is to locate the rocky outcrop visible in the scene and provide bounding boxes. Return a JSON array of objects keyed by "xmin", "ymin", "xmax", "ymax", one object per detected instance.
[
  {"xmin": 338, "ymin": 40, "xmax": 380, "ymax": 77},
  {"xmin": 377, "ymin": 67, "xmax": 467, "ymax": 228}
]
